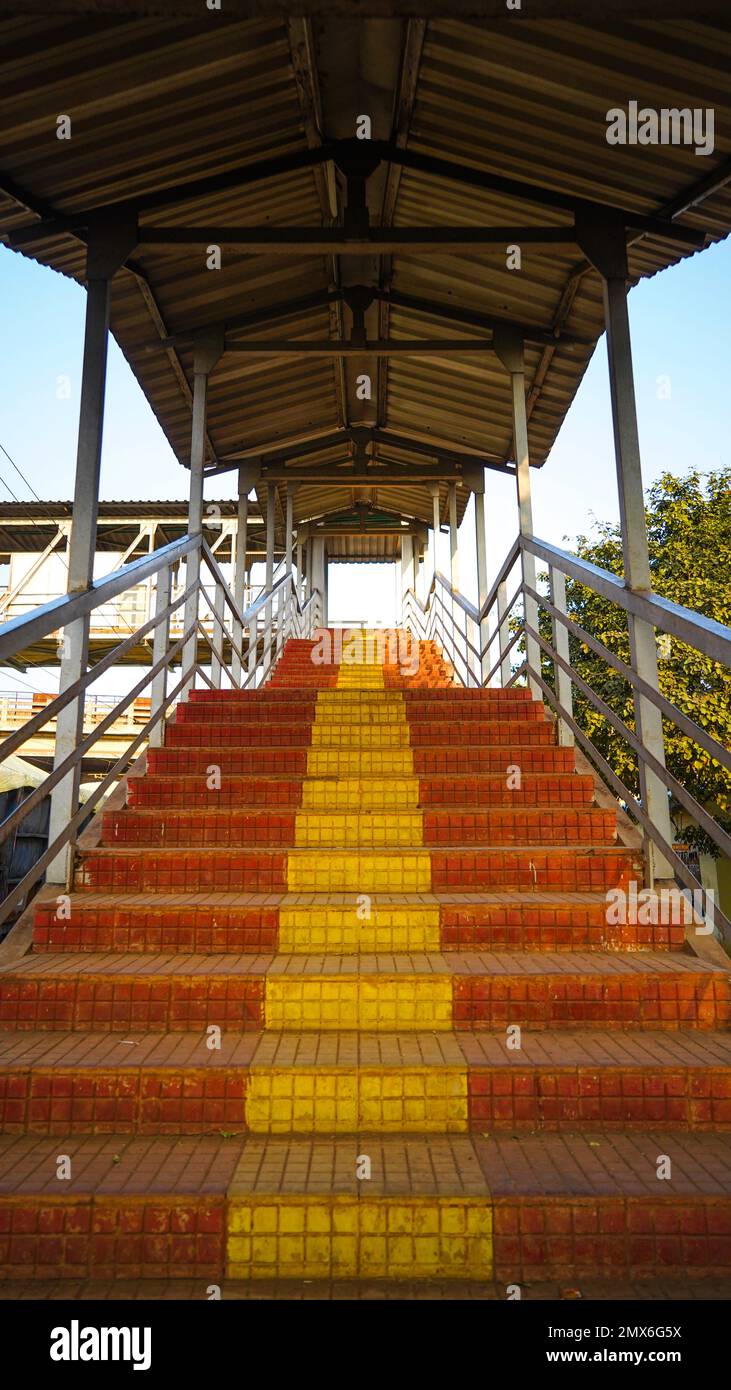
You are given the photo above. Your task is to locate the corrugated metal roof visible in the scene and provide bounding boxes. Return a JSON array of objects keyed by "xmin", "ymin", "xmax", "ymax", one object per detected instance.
[{"xmin": 1, "ymin": 12, "xmax": 729, "ymax": 560}]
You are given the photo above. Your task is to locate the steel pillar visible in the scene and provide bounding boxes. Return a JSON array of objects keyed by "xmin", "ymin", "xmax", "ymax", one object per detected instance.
[
  {"xmin": 181, "ymin": 331, "xmax": 223, "ymax": 696},
  {"xmin": 576, "ymin": 211, "xmax": 674, "ymax": 880},
  {"xmin": 448, "ymin": 482, "xmax": 459, "ymax": 592},
  {"xmin": 493, "ymin": 327, "xmax": 541, "ymax": 699},
  {"xmin": 263, "ymin": 481, "xmax": 276, "ymax": 674},
  {"xmin": 47, "ymin": 218, "xmax": 136, "ymax": 884},
  {"xmin": 231, "ymin": 465, "xmax": 251, "ymax": 684},
  {"xmin": 473, "ymin": 484, "xmax": 489, "ymax": 684}
]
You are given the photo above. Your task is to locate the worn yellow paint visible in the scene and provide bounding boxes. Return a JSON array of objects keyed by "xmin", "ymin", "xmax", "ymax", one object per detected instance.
[
  {"xmin": 305, "ymin": 749, "xmax": 415, "ymax": 776},
  {"xmin": 264, "ymin": 975, "xmax": 452, "ymax": 1030},
  {"xmin": 336, "ymin": 660, "xmax": 385, "ymax": 689},
  {"xmin": 294, "ymin": 811, "xmax": 424, "ymax": 848},
  {"xmin": 310, "ymin": 722, "xmax": 410, "ymax": 746},
  {"xmin": 245, "ymin": 1067, "xmax": 468, "ymax": 1132},
  {"xmin": 286, "ymin": 851, "xmax": 431, "ymax": 893},
  {"xmin": 301, "ymin": 777, "xmax": 420, "ymax": 810},
  {"xmin": 227, "ymin": 1198, "xmax": 493, "ymax": 1279},
  {"xmin": 278, "ymin": 904, "xmax": 441, "ymax": 953}
]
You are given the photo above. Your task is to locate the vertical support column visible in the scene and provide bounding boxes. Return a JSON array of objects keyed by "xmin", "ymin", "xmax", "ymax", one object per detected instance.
[
  {"xmin": 263, "ymin": 481, "xmax": 276, "ymax": 677},
  {"xmin": 448, "ymin": 483, "xmax": 459, "ymax": 592},
  {"xmin": 47, "ymin": 215, "xmax": 137, "ymax": 885},
  {"xmin": 473, "ymin": 483, "xmax": 490, "ymax": 685},
  {"xmin": 550, "ymin": 567, "xmax": 574, "ymax": 747},
  {"xmin": 493, "ymin": 327, "xmax": 541, "ymax": 699},
  {"xmin": 148, "ymin": 561, "xmax": 172, "ymax": 749},
  {"xmin": 231, "ymin": 465, "xmax": 253, "ymax": 685},
  {"xmin": 181, "ymin": 330, "xmax": 223, "ymax": 697},
  {"xmin": 282, "ymin": 482, "xmax": 294, "ymax": 650},
  {"xmin": 576, "ymin": 211, "xmax": 674, "ymax": 882},
  {"xmin": 430, "ymin": 483, "xmax": 441, "ymax": 581},
  {"xmin": 322, "ymin": 545, "xmax": 329, "ymax": 628},
  {"xmin": 400, "ymin": 535, "xmax": 414, "ymax": 627}
]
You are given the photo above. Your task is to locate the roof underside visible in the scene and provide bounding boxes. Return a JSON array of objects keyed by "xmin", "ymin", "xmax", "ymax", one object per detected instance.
[{"xmin": 1, "ymin": 8, "xmax": 730, "ymax": 558}]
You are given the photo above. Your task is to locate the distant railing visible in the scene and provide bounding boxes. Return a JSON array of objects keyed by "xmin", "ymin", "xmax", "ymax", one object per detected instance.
[
  {"xmin": 0, "ymin": 534, "xmax": 320, "ymax": 922},
  {"xmin": 403, "ymin": 534, "xmax": 731, "ymax": 943}
]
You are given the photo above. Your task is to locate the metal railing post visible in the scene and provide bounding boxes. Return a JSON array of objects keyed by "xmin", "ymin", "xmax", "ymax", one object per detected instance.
[
  {"xmin": 148, "ymin": 563, "xmax": 172, "ymax": 748},
  {"xmin": 550, "ymin": 565, "xmax": 574, "ymax": 747},
  {"xmin": 211, "ymin": 578, "xmax": 226, "ymax": 688}
]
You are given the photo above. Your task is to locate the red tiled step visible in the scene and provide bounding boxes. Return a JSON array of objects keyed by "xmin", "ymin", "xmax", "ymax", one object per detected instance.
[
  {"xmin": 166, "ymin": 722, "xmax": 314, "ymax": 747},
  {"xmin": 0, "ymin": 1134, "xmax": 236, "ymax": 1279},
  {"xmin": 404, "ymin": 699, "xmax": 544, "ymax": 722},
  {"xmin": 479, "ymin": 1131, "xmax": 731, "ymax": 1281},
  {"xmin": 1, "ymin": 951, "xmax": 727, "ymax": 1032},
  {"xmin": 2, "ymin": 1030, "xmax": 730, "ymax": 1136},
  {"xmin": 0, "ymin": 1032, "xmax": 257, "ymax": 1135},
  {"xmin": 408, "ymin": 721, "xmax": 555, "ymax": 746},
  {"xmin": 147, "ymin": 748, "xmax": 309, "ymax": 776},
  {"xmin": 463, "ymin": 1030, "xmax": 731, "ymax": 1130},
  {"xmin": 76, "ymin": 847, "xmax": 288, "ymax": 893},
  {"xmin": 31, "ymin": 890, "xmax": 679, "ymax": 956},
  {"xmin": 423, "ymin": 809, "xmax": 616, "ymax": 847},
  {"xmin": 0, "ymin": 954, "xmax": 267, "ymax": 1032},
  {"xmin": 129, "ymin": 776, "xmax": 305, "ymax": 810},
  {"xmin": 131, "ymin": 773, "xmax": 594, "ymax": 811},
  {"xmin": 32, "ymin": 894, "xmax": 280, "ymax": 954},
  {"xmin": 430, "ymin": 847, "xmax": 639, "ymax": 892},
  {"xmin": 449, "ymin": 951, "xmax": 731, "ymax": 1031},
  {"xmin": 176, "ymin": 700, "xmax": 318, "ymax": 724},
  {"xmin": 101, "ymin": 809, "xmax": 299, "ymax": 848},
  {"xmin": 100, "ymin": 806, "xmax": 616, "ymax": 849},
  {"xmin": 439, "ymin": 893, "xmax": 686, "ymax": 952},
  {"xmin": 419, "ymin": 774, "xmax": 594, "ymax": 806},
  {"xmin": 74, "ymin": 846, "xmax": 638, "ymax": 894},
  {"xmin": 413, "ymin": 747, "xmax": 575, "ymax": 774}
]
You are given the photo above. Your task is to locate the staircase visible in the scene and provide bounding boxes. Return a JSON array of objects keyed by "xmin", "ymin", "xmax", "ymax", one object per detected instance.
[{"xmin": 1, "ymin": 630, "xmax": 730, "ymax": 1291}]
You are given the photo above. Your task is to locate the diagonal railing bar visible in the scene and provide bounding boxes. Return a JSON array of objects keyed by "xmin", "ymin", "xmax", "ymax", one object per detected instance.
[
  {"xmin": 524, "ymin": 618, "xmax": 731, "ymax": 862},
  {"xmin": 403, "ymin": 531, "xmax": 731, "ymax": 924},
  {"xmin": 525, "ymin": 582, "xmax": 731, "ymax": 775},
  {"xmin": 527, "ymin": 656, "xmax": 731, "ymax": 944},
  {"xmin": 0, "ymin": 663, "xmax": 193, "ymax": 930},
  {"xmin": 0, "ymin": 584, "xmax": 193, "ymax": 765}
]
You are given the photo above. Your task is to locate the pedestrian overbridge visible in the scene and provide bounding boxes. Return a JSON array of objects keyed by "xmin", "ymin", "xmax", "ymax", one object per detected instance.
[{"xmin": 1, "ymin": 9, "xmax": 731, "ymax": 1298}]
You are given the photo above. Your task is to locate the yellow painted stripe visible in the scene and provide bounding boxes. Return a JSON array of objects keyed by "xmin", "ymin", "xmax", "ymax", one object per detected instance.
[
  {"xmin": 245, "ymin": 1067, "xmax": 468, "ymax": 1133},
  {"xmin": 311, "ymin": 724, "xmax": 410, "ymax": 746},
  {"xmin": 278, "ymin": 904, "xmax": 441, "ymax": 954},
  {"xmin": 227, "ymin": 1198, "xmax": 492, "ymax": 1279},
  {"xmin": 294, "ymin": 812, "xmax": 424, "ymax": 848},
  {"xmin": 305, "ymin": 750, "xmax": 415, "ymax": 776},
  {"xmin": 301, "ymin": 778, "xmax": 420, "ymax": 810},
  {"xmin": 264, "ymin": 976, "xmax": 452, "ymax": 1030},
  {"xmin": 286, "ymin": 851, "xmax": 431, "ymax": 892}
]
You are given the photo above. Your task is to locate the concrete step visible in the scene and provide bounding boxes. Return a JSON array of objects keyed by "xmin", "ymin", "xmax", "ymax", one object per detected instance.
[
  {"xmin": 3, "ymin": 1029, "xmax": 731, "ymax": 1136},
  {"xmin": 2, "ymin": 951, "xmax": 727, "ymax": 1032},
  {"xmin": 100, "ymin": 806, "xmax": 617, "ymax": 850},
  {"xmin": 33, "ymin": 890, "xmax": 682, "ymax": 955},
  {"xmin": 74, "ymin": 844, "xmax": 640, "ymax": 894},
  {"xmin": 2, "ymin": 1132, "xmax": 730, "ymax": 1281}
]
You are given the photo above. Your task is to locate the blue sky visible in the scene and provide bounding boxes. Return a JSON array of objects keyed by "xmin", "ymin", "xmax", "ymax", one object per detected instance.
[{"xmin": 1, "ymin": 235, "xmax": 729, "ymax": 637}]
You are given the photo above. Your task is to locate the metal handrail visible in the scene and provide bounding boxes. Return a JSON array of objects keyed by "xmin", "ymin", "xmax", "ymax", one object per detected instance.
[
  {"xmin": 403, "ymin": 530, "xmax": 731, "ymax": 941},
  {"xmin": 0, "ymin": 531, "xmax": 322, "ymax": 923}
]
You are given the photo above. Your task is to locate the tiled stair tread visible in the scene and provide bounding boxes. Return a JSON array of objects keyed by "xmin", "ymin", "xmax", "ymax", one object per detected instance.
[
  {"xmin": 80, "ymin": 843, "xmax": 633, "ymax": 857},
  {"xmin": 3, "ymin": 950, "xmax": 725, "ymax": 979},
  {"xmin": 0, "ymin": 1134, "xmax": 240, "ymax": 1196},
  {"xmin": 34, "ymin": 890, "xmax": 617, "ymax": 908},
  {"xmin": 4, "ymin": 1133, "xmax": 730, "ymax": 1199},
  {"xmin": 4, "ymin": 1029, "xmax": 731, "ymax": 1071}
]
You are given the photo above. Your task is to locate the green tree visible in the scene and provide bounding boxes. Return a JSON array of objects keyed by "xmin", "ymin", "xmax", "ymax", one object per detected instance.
[{"xmin": 547, "ymin": 468, "xmax": 731, "ymax": 856}]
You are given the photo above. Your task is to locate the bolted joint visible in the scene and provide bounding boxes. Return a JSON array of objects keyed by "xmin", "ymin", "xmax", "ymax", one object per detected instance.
[
  {"xmin": 492, "ymin": 324, "xmax": 524, "ymax": 376},
  {"xmin": 193, "ymin": 327, "xmax": 224, "ymax": 377}
]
